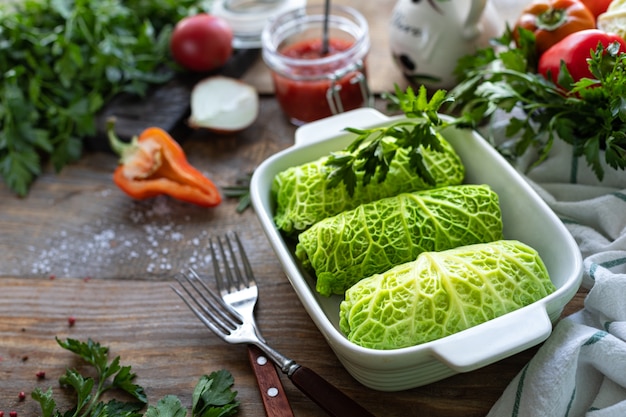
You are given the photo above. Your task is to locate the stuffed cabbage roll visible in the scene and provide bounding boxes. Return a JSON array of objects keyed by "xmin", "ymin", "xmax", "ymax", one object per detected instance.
[
  {"xmin": 272, "ymin": 133, "xmax": 464, "ymax": 234},
  {"xmin": 339, "ymin": 240, "xmax": 555, "ymax": 350},
  {"xmin": 295, "ymin": 184, "xmax": 503, "ymax": 296}
]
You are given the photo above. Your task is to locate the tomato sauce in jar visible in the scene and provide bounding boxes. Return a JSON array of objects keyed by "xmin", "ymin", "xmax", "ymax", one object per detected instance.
[
  {"xmin": 271, "ymin": 38, "xmax": 368, "ymax": 124},
  {"xmin": 262, "ymin": 5, "xmax": 370, "ymax": 125}
]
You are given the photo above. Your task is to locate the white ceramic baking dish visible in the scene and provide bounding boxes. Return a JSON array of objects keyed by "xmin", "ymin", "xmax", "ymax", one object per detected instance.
[{"xmin": 249, "ymin": 108, "xmax": 583, "ymax": 391}]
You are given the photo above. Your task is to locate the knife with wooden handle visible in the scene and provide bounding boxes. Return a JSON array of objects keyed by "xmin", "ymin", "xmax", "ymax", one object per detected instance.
[{"xmin": 248, "ymin": 344, "xmax": 295, "ymax": 417}]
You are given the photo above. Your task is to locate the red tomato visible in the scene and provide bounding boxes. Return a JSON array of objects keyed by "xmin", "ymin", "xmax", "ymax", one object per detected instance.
[
  {"xmin": 170, "ymin": 14, "xmax": 233, "ymax": 72},
  {"xmin": 513, "ymin": 0, "xmax": 596, "ymax": 56},
  {"xmin": 538, "ymin": 29, "xmax": 626, "ymax": 87},
  {"xmin": 579, "ymin": 0, "xmax": 612, "ymax": 19}
]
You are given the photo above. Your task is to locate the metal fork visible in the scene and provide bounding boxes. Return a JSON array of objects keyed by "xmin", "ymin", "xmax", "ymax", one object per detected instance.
[
  {"xmin": 172, "ymin": 234, "xmax": 377, "ymax": 417},
  {"xmin": 211, "ymin": 233, "xmax": 261, "ymax": 337},
  {"xmin": 210, "ymin": 233, "xmax": 293, "ymax": 417}
]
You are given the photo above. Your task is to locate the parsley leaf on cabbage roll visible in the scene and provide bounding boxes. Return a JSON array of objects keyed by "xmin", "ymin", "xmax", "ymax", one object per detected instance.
[
  {"xmin": 272, "ymin": 133, "xmax": 464, "ymax": 234},
  {"xmin": 339, "ymin": 240, "xmax": 555, "ymax": 350},
  {"xmin": 296, "ymin": 184, "xmax": 503, "ymax": 296}
]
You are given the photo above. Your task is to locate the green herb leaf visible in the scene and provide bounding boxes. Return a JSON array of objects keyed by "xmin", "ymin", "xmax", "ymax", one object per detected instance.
[
  {"xmin": 31, "ymin": 387, "xmax": 58, "ymax": 417},
  {"xmin": 59, "ymin": 369, "xmax": 95, "ymax": 411},
  {"xmin": 90, "ymin": 399, "xmax": 144, "ymax": 417},
  {"xmin": 145, "ymin": 395, "xmax": 187, "ymax": 417},
  {"xmin": 192, "ymin": 370, "xmax": 240, "ymax": 417},
  {"xmin": 112, "ymin": 365, "xmax": 148, "ymax": 403},
  {"xmin": 57, "ymin": 337, "xmax": 110, "ymax": 375},
  {"xmin": 325, "ymin": 85, "xmax": 451, "ymax": 195}
]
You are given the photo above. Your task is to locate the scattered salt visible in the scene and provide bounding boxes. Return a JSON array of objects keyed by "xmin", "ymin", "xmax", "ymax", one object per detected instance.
[{"xmin": 24, "ymin": 196, "xmax": 219, "ymax": 278}]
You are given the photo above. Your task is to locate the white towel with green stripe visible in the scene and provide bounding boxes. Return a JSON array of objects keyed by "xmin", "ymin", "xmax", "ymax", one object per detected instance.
[{"xmin": 484, "ymin": 123, "xmax": 626, "ymax": 417}]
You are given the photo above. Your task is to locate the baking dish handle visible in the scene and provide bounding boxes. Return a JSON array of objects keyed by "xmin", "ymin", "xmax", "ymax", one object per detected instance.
[
  {"xmin": 430, "ymin": 304, "xmax": 553, "ymax": 373},
  {"xmin": 294, "ymin": 108, "xmax": 389, "ymax": 147}
]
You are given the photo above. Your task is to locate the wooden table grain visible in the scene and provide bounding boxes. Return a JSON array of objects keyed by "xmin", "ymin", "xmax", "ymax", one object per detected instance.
[
  {"xmin": 0, "ymin": 96, "xmax": 586, "ymax": 417},
  {"xmin": 0, "ymin": 2, "xmax": 572, "ymax": 414}
]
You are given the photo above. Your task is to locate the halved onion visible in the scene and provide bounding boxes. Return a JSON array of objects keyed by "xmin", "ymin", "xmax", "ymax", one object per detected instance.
[{"xmin": 189, "ymin": 76, "xmax": 259, "ymax": 133}]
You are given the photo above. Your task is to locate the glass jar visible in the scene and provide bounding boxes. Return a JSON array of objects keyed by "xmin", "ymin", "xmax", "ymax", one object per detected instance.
[
  {"xmin": 262, "ymin": 4, "xmax": 371, "ymax": 125},
  {"xmin": 211, "ymin": 0, "xmax": 306, "ymax": 49}
]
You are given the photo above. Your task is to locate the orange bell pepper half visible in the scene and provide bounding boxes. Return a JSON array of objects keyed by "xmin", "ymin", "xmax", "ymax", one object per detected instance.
[{"xmin": 107, "ymin": 118, "xmax": 221, "ymax": 207}]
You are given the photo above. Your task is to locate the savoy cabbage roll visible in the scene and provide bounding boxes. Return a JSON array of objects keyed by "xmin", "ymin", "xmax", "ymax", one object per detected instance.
[
  {"xmin": 272, "ymin": 133, "xmax": 464, "ymax": 234},
  {"xmin": 295, "ymin": 184, "xmax": 503, "ymax": 296},
  {"xmin": 339, "ymin": 240, "xmax": 556, "ymax": 350}
]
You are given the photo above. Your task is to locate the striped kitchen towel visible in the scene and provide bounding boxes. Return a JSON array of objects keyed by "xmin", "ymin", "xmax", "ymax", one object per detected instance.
[
  {"xmin": 487, "ymin": 254, "xmax": 626, "ymax": 417},
  {"xmin": 483, "ymin": 119, "xmax": 626, "ymax": 417}
]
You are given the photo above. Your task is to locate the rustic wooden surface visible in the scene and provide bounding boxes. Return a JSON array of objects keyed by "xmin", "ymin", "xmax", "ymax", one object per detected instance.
[
  {"xmin": 0, "ymin": 96, "xmax": 587, "ymax": 417},
  {"xmin": 0, "ymin": 0, "xmax": 574, "ymax": 415}
]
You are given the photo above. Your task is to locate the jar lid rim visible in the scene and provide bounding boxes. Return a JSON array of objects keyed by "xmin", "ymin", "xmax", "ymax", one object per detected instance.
[{"xmin": 212, "ymin": 0, "xmax": 307, "ymax": 49}]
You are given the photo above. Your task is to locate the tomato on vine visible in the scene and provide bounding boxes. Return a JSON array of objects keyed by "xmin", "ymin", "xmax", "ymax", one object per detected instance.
[{"xmin": 513, "ymin": 0, "xmax": 596, "ymax": 55}]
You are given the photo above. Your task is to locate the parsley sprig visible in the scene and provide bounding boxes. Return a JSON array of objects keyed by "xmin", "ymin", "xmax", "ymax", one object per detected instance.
[
  {"xmin": 145, "ymin": 372, "xmax": 239, "ymax": 417},
  {"xmin": 449, "ymin": 27, "xmax": 626, "ymax": 181},
  {"xmin": 32, "ymin": 337, "xmax": 239, "ymax": 417},
  {"xmin": 325, "ymin": 85, "xmax": 453, "ymax": 196},
  {"xmin": 32, "ymin": 338, "xmax": 147, "ymax": 417}
]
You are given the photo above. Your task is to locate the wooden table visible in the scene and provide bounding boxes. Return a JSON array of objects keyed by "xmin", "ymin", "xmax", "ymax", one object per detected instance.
[
  {"xmin": 0, "ymin": 94, "xmax": 586, "ymax": 417},
  {"xmin": 0, "ymin": 0, "xmax": 581, "ymax": 415}
]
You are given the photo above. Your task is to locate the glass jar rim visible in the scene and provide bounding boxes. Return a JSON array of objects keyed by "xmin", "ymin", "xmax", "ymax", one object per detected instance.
[
  {"xmin": 212, "ymin": 0, "xmax": 306, "ymax": 49},
  {"xmin": 261, "ymin": 4, "xmax": 370, "ymax": 73}
]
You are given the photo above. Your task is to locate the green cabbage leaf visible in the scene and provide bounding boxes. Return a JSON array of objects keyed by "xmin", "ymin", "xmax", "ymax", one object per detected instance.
[
  {"xmin": 339, "ymin": 240, "xmax": 555, "ymax": 350},
  {"xmin": 272, "ymin": 133, "xmax": 464, "ymax": 234},
  {"xmin": 295, "ymin": 184, "xmax": 503, "ymax": 296}
]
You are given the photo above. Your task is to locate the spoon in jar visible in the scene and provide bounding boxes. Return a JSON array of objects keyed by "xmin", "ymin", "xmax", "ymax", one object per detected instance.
[{"xmin": 321, "ymin": 0, "xmax": 330, "ymax": 55}]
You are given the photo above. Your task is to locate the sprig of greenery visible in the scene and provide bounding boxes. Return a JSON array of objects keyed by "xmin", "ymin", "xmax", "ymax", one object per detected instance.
[
  {"xmin": 0, "ymin": 0, "xmax": 210, "ymax": 196},
  {"xmin": 144, "ymin": 371, "xmax": 239, "ymax": 417},
  {"xmin": 32, "ymin": 338, "xmax": 147, "ymax": 417},
  {"xmin": 325, "ymin": 85, "xmax": 453, "ymax": 196},
  {"xmin": 32, "ymin": 338, "xmax": 240, "ymax": 417},
  {"xmin": 222, "ymin": 172, "xmax": 253, "ymax": 213},
  {"xmin": 449, "ymin": 27, "xmax": 626, "ymax": 181}
]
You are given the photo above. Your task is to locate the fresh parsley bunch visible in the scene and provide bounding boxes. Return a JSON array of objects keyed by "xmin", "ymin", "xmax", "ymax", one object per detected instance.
[
  {"xmin": 0, "ymin": 0, "xmax": 210, "ymax": 196},
  {"xmin": 449, "ymin": 27, "xmax": 626, "ymax": 181},
  {"xmin": 32, "ymin": 337, "xmax": 239, "ymax": 417}
]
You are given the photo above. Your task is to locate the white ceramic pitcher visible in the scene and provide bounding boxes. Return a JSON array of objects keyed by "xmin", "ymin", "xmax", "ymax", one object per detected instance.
[{"xmin": 389, "ymin": 0, "xmax": 502, "ymax": 89}]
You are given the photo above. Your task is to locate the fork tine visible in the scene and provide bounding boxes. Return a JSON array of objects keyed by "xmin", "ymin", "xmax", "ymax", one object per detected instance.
[
  {"xmin": 223, "ymin": 234, "xmax": 245, "ymax": 291},
  {"xmin": 210, "ymin": 237, "xmax": 224, "ymax": 294},
  {"xmin": 230, "ymin": 232, "xmax": 256, "ymax": 288},
  {"xmin": 213, "ymin": 232, "xmax": 255, "ymax": 295},
  {"xmin": 172, "ymin": 269, "xmax": 241, "ymax": 336},
  {"xmin": 185, "ymin": 269, "xmax": 242, "ymax": 325},
  {"xmin": 170, "ymin": 284, "xmax": 228, "ymax": 340},
  {"xmin": 212, "ymin": 235, "xmax": 242, "ymax": 295}
]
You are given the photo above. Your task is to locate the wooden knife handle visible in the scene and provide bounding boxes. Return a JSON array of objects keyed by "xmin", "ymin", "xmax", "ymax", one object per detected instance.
[
  {"xmin": 289, "ymin": 365, "xmax": 377, "ymax": 417},
  {"xmin": 247, "ymin": 345, "xmax": 295, "ymax": 417}
]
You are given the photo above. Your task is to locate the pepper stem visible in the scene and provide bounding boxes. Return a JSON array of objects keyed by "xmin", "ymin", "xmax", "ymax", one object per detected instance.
[{"xmin": 106, "ymin": 117, "xmax": 139, "ymax": 161}]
